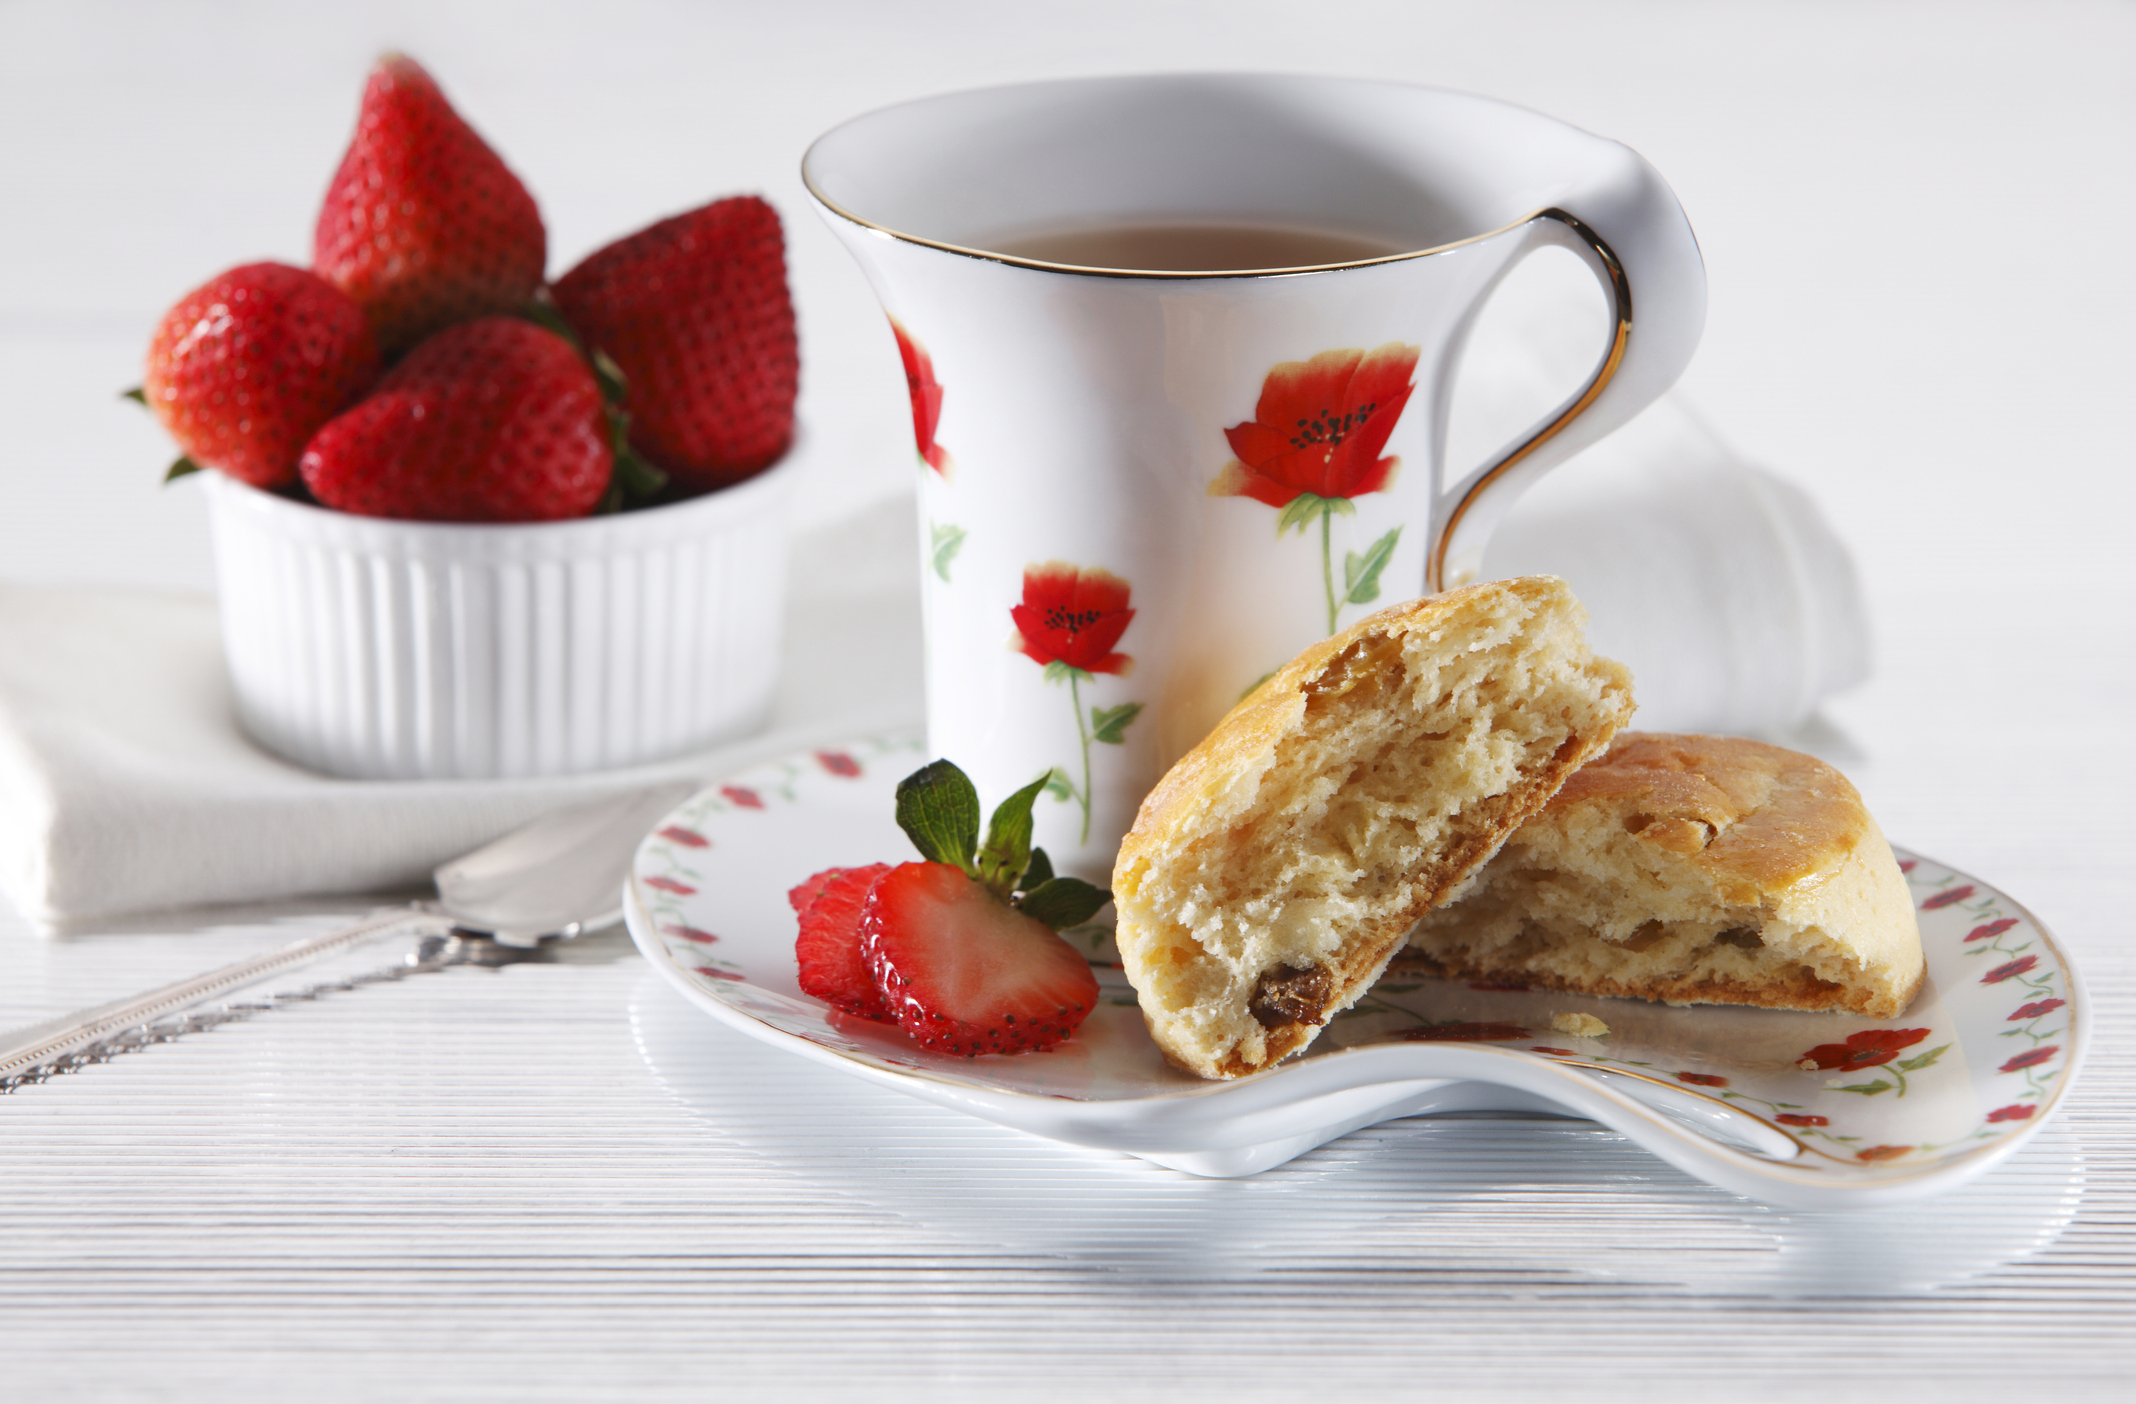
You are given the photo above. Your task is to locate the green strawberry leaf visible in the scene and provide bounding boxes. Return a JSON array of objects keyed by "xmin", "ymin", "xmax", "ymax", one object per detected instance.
[
  {"xmin": 1016, "ymin": 875, "xmax": 1111, "ymax": 931},
  {"xmin": 588, "ymin": 346, "xmax": 630, "ymax": 407},
  {"xmin": 1896, "ymin": 1044, "xmax": 1950, "ymax": 1073},
  {"xmin": 894, "ymin": 760, "xmax": 981, "ymax": 873},
  {"xmin": 163, "ymin": 456, "xmax": 202, "ymax": 483},
  {"xmin": 974, "ymin": 774, "xmax": 1050, "ymax": 898},
  {"xmin": 1833, "ymin": 1079, "xmax": 1895, "ymax": 1096},
  {"xmin": 930, "ymin": 522, "xmax": 967, "ymax": 582},
  {"xmin": 1090, "ymin": 700, "xmax": 1144, "ymax": 745},
  {"xmin": 1343, "ymin": 526, "xmax": 1402, "ymax": 605},
  {"xmin": 1019, "ymin": 847, "xmax": 1055, "ymax": 892},
  {"xmin": 121, "ymin": 386, "xmax": 147, "ymax": 406}
]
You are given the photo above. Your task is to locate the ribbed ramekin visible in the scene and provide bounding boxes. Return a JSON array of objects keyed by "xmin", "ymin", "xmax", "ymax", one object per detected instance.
[{"xmin": 201, "ymin": 456, "xmax": 794, "ymax": 780}]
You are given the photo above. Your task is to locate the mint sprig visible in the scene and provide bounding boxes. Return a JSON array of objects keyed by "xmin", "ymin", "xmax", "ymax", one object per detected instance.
[{"xmin": 892, "ymin": 759, "xmax": 1110, "ymax": 930}]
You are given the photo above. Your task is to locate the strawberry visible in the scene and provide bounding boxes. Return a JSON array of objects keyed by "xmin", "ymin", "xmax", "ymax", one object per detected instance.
[
  {"xmin": 313, "ymin": 55, "xmax": 546, "ymax": 359},
  {"xmin": 141, "ymin": 262, "xmax": 379, "ymax": 488},
  {"xmin": 861, "ymin": 861, "xmax": 1100, "ymax": 1056},
  {"xmin": 550, "ymin": 196, "xmax": 797, "ymax": 493},
  {"xmin": 299, "ymin": 316, "xmax": 610, "ymax": 521},
  {"xmin": 790, "ymin": 863, "xmax": 895, "ymax": 1022}
]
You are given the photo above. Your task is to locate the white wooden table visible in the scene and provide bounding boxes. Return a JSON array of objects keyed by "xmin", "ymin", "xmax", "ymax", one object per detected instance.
[{"xmin": 2, "ymin": 1, "xmax": 2132, "ymax": 1397}]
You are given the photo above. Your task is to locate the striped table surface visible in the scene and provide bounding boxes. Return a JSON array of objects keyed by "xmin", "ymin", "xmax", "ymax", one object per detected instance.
[{"xmin": 0, "ymin": 903, "xmax": 2129, "ymax": 1401}]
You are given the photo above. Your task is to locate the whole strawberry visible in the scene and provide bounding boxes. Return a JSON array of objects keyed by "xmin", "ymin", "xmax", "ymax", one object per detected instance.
[
  {"xmin": 551, "ymin": 196, "xmax": 797, "ymax": 492},
  {"xmin": 300, "ymin": 317, "xmax": 610, "ymax": 522},
  {"xmin": 313, "ymin": 55, "xmax": 546, "ymax": 359},
  {"xmin": 142, "ymin": 262, "xmax": 379, "ymax": 488}
]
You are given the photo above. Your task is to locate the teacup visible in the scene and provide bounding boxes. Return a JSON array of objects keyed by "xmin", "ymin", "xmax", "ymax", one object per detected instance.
[{"xmin": 805, "ymin": 74, "xmax": 1705, "ymax": 879}]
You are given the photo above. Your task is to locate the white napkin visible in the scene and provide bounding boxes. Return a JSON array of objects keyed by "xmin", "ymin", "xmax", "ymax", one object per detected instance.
[{"xmin": 0, "ymin": 507, "xmax": 923, "ymax": 931}]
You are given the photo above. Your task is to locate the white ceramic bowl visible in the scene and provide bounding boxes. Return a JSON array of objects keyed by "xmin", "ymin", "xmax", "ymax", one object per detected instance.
[{"xmin": 201, "ymin": 454, "xmax": 794, "ymax": 780}]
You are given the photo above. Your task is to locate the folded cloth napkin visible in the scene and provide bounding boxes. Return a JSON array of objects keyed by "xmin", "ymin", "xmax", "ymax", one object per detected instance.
[{"xmin": 0, "ymin": 507, "xmax": 923, "ymax": 930}]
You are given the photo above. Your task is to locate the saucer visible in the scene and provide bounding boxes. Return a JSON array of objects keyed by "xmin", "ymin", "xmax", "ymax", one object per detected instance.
[{"xmin": 622, "ymin": 734, "xmax": 2088, "ymax": 1208}]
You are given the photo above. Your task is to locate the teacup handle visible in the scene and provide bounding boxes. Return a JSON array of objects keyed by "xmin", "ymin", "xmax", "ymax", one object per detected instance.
[{"xmin": 1429, "ymin": 148, "xmax": 1707, "ymax": 591}]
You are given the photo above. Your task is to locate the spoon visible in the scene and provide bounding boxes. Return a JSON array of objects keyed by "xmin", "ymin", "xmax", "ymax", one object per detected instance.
[{"xmin": 0, "ymin": 781, "xmax": 698, "ymax": 1086}]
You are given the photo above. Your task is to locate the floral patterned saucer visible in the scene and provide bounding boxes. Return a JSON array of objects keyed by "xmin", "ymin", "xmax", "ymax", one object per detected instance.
[{"xmin": 623, "ymin": 734, "xmax": 2088, "ymax": 1209}]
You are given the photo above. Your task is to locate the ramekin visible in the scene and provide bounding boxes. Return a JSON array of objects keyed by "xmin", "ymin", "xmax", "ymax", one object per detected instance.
[{"xmin": 201, "ymin": 454, "xmax": 794, "ymax": 780}]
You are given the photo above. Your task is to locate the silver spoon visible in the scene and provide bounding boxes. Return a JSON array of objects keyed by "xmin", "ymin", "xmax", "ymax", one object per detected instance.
[{"xmin": 0, "ymin": 781, "xmax": 697, "ymax": 1087}]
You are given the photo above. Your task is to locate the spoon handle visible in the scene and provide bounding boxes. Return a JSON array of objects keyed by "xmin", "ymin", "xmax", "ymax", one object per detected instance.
[{"xmin": 0, "ymin": 907, "xmax": 451, "ymax": 1083}]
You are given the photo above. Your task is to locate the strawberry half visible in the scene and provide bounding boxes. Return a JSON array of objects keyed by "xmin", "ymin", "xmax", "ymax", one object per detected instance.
[
  {"xmin": 313, "ymin": 55, "xmax": 547, "ymax": 359},
  {"xmin": 550, "ymin": 196, "xmax": 797, "ymax": 493},
  {"xmin": 861, "ymin": 861, "xmax": 1100, "ymax": 1056},
  {"xmin": 299, "ymin": 316, "xmax": 610, "ymax": 521},
  {"xmin": 790, "ymin": 863, "xmax": 894, "ymax": 1022},
  {"xmin": 142, "ymin": 262, "xmax": 380, "ymax": 488}
]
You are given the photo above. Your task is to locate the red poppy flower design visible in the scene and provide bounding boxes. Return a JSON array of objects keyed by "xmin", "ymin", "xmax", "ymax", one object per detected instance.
[
  {"xmin": 1676, "ymin": 1071, "xmax": 1729, "ymax": 1087},
  {"xmin": 1392, "ymin": 1022, "xmax": 1529, "ymax": 1042},
  {"xmin": 642, "ymin": 875, "xmax": 697, "ymax": 895},
  {"xmin": 721, "ymin": 785, "xmax": 764, "ymax": 810},
  {"xmin": 1986, "ymin": 1103, "xmax": 2037, "ymax": 1123},
  {"xmin": 1530, "ymin": 1046, "xmax": 1576, "ymax": 1056},
  {"xmin": 2009, "ymin": 999, "xmax": 2066, "ymax": 1021},
  {"xmin": 1012, "ymin": 563, "xmax": 1135, "ymax": 676},
  {"xmin": 1898, "ymin": 859, "xmax": 1918, "ymax": 873},
  {"xmin": 1922, "ymin": 885, "xmax": 1976, "ymax": 911},
  {"xmin": 890, "ymin": 319, "xmax": 949, "ymax": 476},
  {"xmin": 1983, "ymin": 956, "xmax": 2039, "ymax": 985},
  {"xmin": 663, "ymin": 923, "xmax": 719, "ymax": 944},
  {"xmin": 1855, "ymin": 1145, "xmax": 1913, "ymax": 1163},
  {"xmin": 816, "ymin": 751, "xmax": 862, "ymax": 778},
  {"xmin": 1966, "ymin": 918, "xmax": 2019, "ymax": 943},
  {"xmin": 1796, "ymin": 1028, "xmax": 1931, "ymax": 1073},
  {"xmin": 657, "ymin": 825, "xmax": 709, "ymax": 848},
  {"xmin": 1775, "ymin": 1113, "xmax": 1828, "ymax": 1128},
  {"xmin": 1999, "ymin": 1046, "xmax": 2060, "ymax": 1074},
  {"xmin": 1210, "ymin": 343, "xmax": 1419, "ymax": 508},
  {"xmin": 692, "ymin": 965, "xmax": 744, "ymax": 982}
]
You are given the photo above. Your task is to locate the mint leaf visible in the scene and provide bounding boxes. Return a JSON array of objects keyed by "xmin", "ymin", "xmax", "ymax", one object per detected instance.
[
  {"xmin": 1343, "ymin": 526, "xmax": 1401, "ymax": 605},
  {"xmin": 1019, "ymin": 847, "xmax": 1054, "ymax": 891},
  {"xmin": 164, "ymin": 456, "xmax": 202, "ymax": 483},
  {"xmin": 894, "ymin": 760, "xmax": 980, "ymax": 872},
  {"xmin": 974, "ymin": 774, "xmax": 1049, "ymax": 897},
  {"xmin": 1016, "ymin": 876, "xmax": 1111, "ymax": 930},
  {"xmin": 930, "ymin": 522, "xmax": 967, "ymax": 582},
  {"xmin": 1090, "ymin": 700, "xmax": 1143, "ymax": 745}
]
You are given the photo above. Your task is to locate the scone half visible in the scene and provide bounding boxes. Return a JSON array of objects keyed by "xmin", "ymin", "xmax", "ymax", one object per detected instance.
[
  {"xmin": 1405, "ymin": 732, "xmax": 1924, "ymax": 1017},
  {"xmin": 1114, "ymin": 576, "xmax": 1635, "ymax": 1079}
]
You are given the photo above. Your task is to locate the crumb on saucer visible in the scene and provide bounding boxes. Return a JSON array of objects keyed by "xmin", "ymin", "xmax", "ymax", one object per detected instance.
[{"xmin": 1551, "ymin": 1011, "xmax": 1610, "ymax": 1038}]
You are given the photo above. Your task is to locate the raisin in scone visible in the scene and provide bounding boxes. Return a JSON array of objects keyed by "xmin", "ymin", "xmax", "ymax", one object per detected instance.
[
  {"xmin": 1403, "ymin": 732, "xmax": 1923, "ymax": 1017},
  {"xmin": 1113, "ymin": 576, "xmax": 1635, "ymax": 1079}
]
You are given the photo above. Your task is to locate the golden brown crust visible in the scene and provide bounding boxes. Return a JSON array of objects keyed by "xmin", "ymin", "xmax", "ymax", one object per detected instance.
[
  {"xmin": 1115, "ymin": 577, "xmax": 1636, "ymax": 1079},
  {"xmin": 1409, "ymin": 731, "xmax": 1925, "ymax": 1018}
]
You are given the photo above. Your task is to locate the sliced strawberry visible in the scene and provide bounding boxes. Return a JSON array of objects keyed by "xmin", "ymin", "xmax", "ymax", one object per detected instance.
[
  {"xmin": 143, "ymin": 262, "xmax": 380, "ymax": 488},
  {"xmin": 299, "ymin": 316, "xmax": 610, "ymax": 521},
  {"xmin": 313, "ymin": 55, "xmax": 546, "ymax": 358},
  {"xmin": 791, "ymin": 863, "xmax": 894, "ymax": 1022},
  {"xmin": 550, "ymin": 196, "xmax": 797, "ymax": 493},
  {"xmin": 860, "ymin": 862, "xmax": 1100, "ymax": 1056}
]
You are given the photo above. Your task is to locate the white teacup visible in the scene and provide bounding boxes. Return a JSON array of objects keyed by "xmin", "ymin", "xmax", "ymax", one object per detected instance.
[{"xmin": 805, "ymin": 75, "xmax": 1705, "ymax": 878}]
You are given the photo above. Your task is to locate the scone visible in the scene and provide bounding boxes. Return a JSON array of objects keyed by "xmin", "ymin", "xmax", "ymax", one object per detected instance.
[
  {"xmin": 1404, "ymin": 732, "xmax": 1923, "ymax": 1017},
  {"xmin": 1113, "ymin": 576, "xmax": 1635, "ymax": 1079}
]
